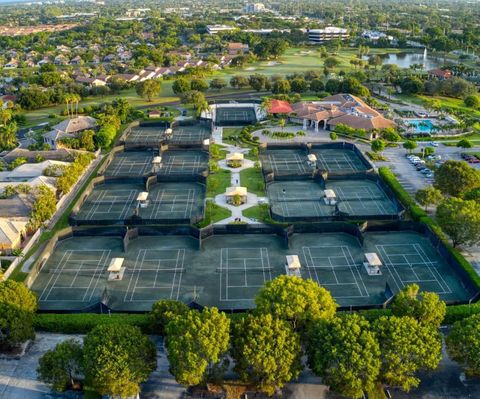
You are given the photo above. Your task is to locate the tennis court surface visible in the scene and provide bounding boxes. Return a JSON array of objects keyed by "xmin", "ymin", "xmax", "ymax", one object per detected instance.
[
  {"xmin": 158, "ymin": 150, "xmax": 208, "ymax": 176},
  {"xmin": 31, "ymin": 231, "xmax": 472, "ymax": 311},
  {"xmin": 311, "ymin": 148, "xmax": 370, "ymax": 173},
  {"xmin": 268, "ymin": 180, "xmax": 399, "ymax": 221},
  {"xmin": 125, "ymin": 126, "xmax": 166, "ymax": 145},
  {"xmin": 164, "ymin": 124, "xmax": 211, "ymax": 145},
  {"xmin": 260, "ymin": 148, "xmax": 312, "ymax": 176},
  {"xmin": 215, "ymin": 106, "xmax": 257, "ymax": 125},
  {"xmin": 74, "ymin": 182, "xmax": 205, "ymax": 224},
  {"xmin": 104, "ymin": 151, "xmax": 154, "ymax": 178}
]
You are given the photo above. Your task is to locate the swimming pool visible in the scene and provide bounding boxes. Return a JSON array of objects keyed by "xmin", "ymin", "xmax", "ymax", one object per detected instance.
[{"xmin": 406, "ymin": 119, "xmax": 434, "ymax": 134}]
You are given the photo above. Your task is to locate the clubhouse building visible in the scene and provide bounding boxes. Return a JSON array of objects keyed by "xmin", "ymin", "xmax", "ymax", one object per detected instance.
[{"xmin": 268, "ymin": 94, "xmax": 395, "ymax": 133}]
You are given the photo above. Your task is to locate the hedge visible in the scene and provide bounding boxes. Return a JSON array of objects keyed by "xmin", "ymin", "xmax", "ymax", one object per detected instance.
[{"xmin": 35, "ymin": 313, "xmax": 154, "ymax": 334}]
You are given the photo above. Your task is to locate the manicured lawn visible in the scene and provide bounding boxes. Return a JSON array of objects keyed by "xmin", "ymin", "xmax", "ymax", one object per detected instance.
[
  {"xmin": 206, "ymin": 169, "xmax": 231, "ymax": 198},
  {"xmin": 240, "ymin": 167, "xmax": 265, "ymax": 196},
  {"xmin": 222, "ymin": 127, "xmax": 243, "ymax": 145},
  {"xmin": 210, "ymin": 143, "xmax": 228, "ymax": 160},
  {"xmin": 197, "ymin": 200, "xmax": 231, "ymax": 227}
]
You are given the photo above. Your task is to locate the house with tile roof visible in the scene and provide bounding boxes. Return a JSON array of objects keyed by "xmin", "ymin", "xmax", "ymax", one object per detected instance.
[
  {"xmin": 0, "ymin": 218, "xmax": 28, "ymax": 254},
  {"xmin": 43, "ymin": 116, "xmax": 97, "ymax": 149}
]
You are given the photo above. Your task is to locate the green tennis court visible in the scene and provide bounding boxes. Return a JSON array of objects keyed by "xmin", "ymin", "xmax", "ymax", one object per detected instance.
[
  {"xmin": 126, "ymin": 126, "xmax": 166, "ymax": 144},
  {"xmin": 75, "ymin": 182, "xmax": 205, "ymax": 223},
  {"xmin": 158, "ymin": 150, "xmax": 208, "ymax": 176},
  {"xmin": 311, "ymin": 148, "xmax": 369, "ymax": 173},
  {"xmin": 215, "ymin": 106, "xmax": 257, "ymax": 125},
  {"xmin": 165, "ymin": 125, "xmax": 211, "ymax": 144},
  {"xmin": 104, "ymin": 151, "xmax": 154, "ymax": 178},
  {"xmin": 268, "ymin": 180, "xmax": 399, "ymax": 220},
  {"xmin": 260, "ymin": 148, "xmax": 312, "ymax": 176},
  {"xmin": 31, "ymin": 231, "xmax": 472, "ymax": 311}
]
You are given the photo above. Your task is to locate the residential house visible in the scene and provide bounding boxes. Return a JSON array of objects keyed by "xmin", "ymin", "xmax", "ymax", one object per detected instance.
[
  {"xmin": 428, "ymin": 69, "xmax": 453, "ymax": 80},
  {"xmin": 0, "ymin": 218, "xmax": 28, "ymax": 254},
  {"xmin": 75, "ymin": 76, "xmax": 107, "ymax": 87},
  {"xmin": 70, "ymin": 55, "xmax": 83, "ymax": 66},
  {"xmin": 227, "ymin": 42, "xmax": 249, "ymax": 56},
  {"xmin": 112, "ymin": 73, "xmax": 139, "ymax": 83},
  {"xmin": 5, "ymin": 59, "xmax": 18, "ymax": 68},
  {"xmin": 43, "ymin": 116, "xmax": 97, "ymax": 149},
  {"xmin": 54, "ymin": 54, "xmax": 69, "ymax": 66}
]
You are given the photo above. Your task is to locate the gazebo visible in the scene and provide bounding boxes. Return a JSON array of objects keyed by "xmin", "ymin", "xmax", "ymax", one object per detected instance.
[
  {"xmin": 164, "ymin": 128, "xmax": 173, "ymax": 137},
  {"xmin": 285, "ymin": 255, "xmax": 302, "ymax": 278},
  {"xmin": 324, "ymin": 189, "xmax": 337, "ymax": 205},
  {"xmin": 107, "ymin": 257, "xmax": 125, "ymax": 281},
  {"xmin": 226, "ymin": 152, "xmax": 244, "ymax": 167},
  {"xmin": 363, "ymin": 252, "xmax": 382, "ymax": 275},
  {"xmin": 225, "ymin": 186, "xmax": 247, "ymax": 205}
]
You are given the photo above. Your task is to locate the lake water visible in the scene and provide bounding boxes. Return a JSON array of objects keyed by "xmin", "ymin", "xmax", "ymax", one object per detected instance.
[{"xmin": 363, "ymin": 52, "xmax": 441, "ymax": 70}]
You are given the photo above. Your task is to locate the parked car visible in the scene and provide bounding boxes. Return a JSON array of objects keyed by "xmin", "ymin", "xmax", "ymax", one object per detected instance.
[
  {"xmin": 469, "ymin": 158, "xmax": 480, "ymax": 164},
  {"xmin": 429, "ymin": 141, "xmax": 439, "ymax": 147},
  {"xmin": 425, "ymin": 172, "xmax": 434, "ymax": 178}
]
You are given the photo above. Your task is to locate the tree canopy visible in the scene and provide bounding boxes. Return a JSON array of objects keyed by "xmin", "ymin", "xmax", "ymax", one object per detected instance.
[
  {"xmin": 0, "ymin": 279, "xmax": 37, "ymax": 312},
  {"xmin": 83, "ymin": 324, "xmax": 156, "ymax": 397},
  {"xmin": 165, "ymin": 307, "xmax": 230, "ymax": 386},
  {"xmin": 434, "ymin": 160, "xmax": 480, "ymax": 197},
  {"xmin": 307, "ymin": 314, "xmax": 380, "ymax": 399},
  {"xmin": 232, "ymin": 313, "xmax": 302, "ymax": 395},
  {"xmin": 255, "ymin": 275, "xmax": 337, "ymax": 329}
]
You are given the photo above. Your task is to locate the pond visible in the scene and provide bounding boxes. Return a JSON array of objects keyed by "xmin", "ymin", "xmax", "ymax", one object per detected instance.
[{"xmin": 363, "ymin": 52, "xmax": 442, "ymax": 70}]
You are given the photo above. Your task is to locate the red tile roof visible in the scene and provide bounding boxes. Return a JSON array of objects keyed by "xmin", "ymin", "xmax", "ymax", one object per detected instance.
[{"xmin": 268, "ymin": 99, "xmax": 293, "ymax": 114}]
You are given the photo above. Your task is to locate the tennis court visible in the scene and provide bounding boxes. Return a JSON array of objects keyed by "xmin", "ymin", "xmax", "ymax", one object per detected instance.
[
  {"xmin": 104, "ymin": 151, "xmax": 154, "ymax": 178},
  {"xmin": 268, "ymin": 180, "xmax": 399, "ymax": 220},
  {"xmin": 75, "ymin": 182, "xmax": 205, "ymax": 223},
  {"xmin": 158, "ymin": 150, "xmax": 208, "ymax": 176},
  {"xmin": 215, "ymin": 106, "xmax": 257, "ymax": 125},
  {"xmin": 31, "ymin": 231, "xmax": 472, "ymax": 311},
  {"xmin": 125, "ymin": 126, "xmax": 166, "ymax": 145},
  {"xmin": 165, "ymin": 124, "xmax": 211, "ymax": 145},
  {"xmin": 260, "ymin": 148, "xmax": 312, "ymax": 176},
  {"xmin": 311, "ymin": 148, "xmax": 369, "ymax": 173}
]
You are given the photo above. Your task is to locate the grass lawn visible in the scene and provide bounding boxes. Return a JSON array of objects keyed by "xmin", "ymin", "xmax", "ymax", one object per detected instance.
[
  {"xmin": 222, "ymin": 127, "xmax": 243, "ymax": 145},
  {"xmin": 210, "ymin": 143, "xmax": 228, "ymax": 160},
  {"xmin": 197, "ymin": 200, "xmax": 231, "ymax": 227},
  {"xmin": 243, "ymin": 203, "xmax": 281, "ymax": 225},
  {"xmin": 206, "ymin": 169, "xmax": 231, "ymax": 198},
  {"xmin": 397, "ymin": 94, "xmax": 480, "ymax": 119},
  {"xmin": 240, "ymin": 167, "xmax": 265, "ymax": 196}
]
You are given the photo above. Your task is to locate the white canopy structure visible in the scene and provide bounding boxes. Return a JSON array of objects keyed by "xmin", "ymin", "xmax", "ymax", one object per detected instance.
[
  {"xmin": 225, "ymin": 186, "xmax": 247, "ymax": 197},
  {"xmin": 324, "ymin": 189, "xmax": 337, "ymax": 205},
  {"xmin": 203, "ymin": 139, "xmax": 210, "ymax": 146},
  {"xmin": 307, "ymin": 154, "xmax": 317, "ymax": 163},
  {"xmin": 137, "ymin": 192, "xmax": 149, "ymax": 202},
  {"xmin": 152, "ymin": 156, "xmax": 162, "ymax": 165},
  {"xmin": 363, "ymin": 252, "xmax": 382, "ymax": 275},
  {"xmin": 285, "ymin": 255, "xmax": 302, "ymax": 277},
  {"xmin": 165, "ymin": 128, "xmax": 173, "ymax": 136},
  {"xmin": 108, "ymin": 257, "xmax": 124, "ymax": 272},
  {"xmin": 226, "ymin": 152, "xmax": 244, "ymax": 161}
]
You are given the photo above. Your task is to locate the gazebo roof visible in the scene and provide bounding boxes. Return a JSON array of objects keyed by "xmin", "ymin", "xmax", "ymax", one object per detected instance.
[
  {"xmin": 286, "ymin": 255, "xmax": 301, "ymax": 269},
  {"xmin": 226, "ymin": 152, "xmax": 244, "ymax": 161},
  {"xmin": 365, "ymin": 252, "xmax": 382, "ymax": 267},
  {"xmin": 226, "ymin": 186, "xmax": 247, "ymax": 196},
  {"xmin": 324, "ymin": 189, "xmax": 336, "ymax": 199},
  {"xmin": 107, "ymin": 257, "xmax": 124, "ymax": 272},
  {"xmin": 137, "ymin": 192, "xmax": 149, "ymax": 202}
]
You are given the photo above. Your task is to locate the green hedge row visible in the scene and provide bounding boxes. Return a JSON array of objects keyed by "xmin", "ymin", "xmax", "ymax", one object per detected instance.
[{"xmin": 35, "ymin": 313, "xmax": 154, "ymax": 334}]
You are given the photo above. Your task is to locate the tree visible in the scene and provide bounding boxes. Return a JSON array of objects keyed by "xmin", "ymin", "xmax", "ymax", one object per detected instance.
[
  {"xmin": 457, "ymin": 139, "xmax": 473, "ymax": 148},
  {"xmin": 324, "ymin": 57, "xmax": 340, "ymax": 69},
  {"xmin": 96, "ymin": 125, "xmax": 116, "ymax": 149},
  {"xmin": 136, "ymin": 80, "xmax": 161, "ymax": 102},
  {"xmin": 403, "ymin": 140, "xmax": 418, "ymax": 153},
  {"xmin": 330, "ymin": 132, "xmax": 337, "ymax": 141},
  {"xmin": 151, "ymin": 299, "xmax": 189, "ymax": 335},
  {"xmin": 436, "ymin": 197, "xmax": 480, "ymax": 247},
  {"xmin": 172, "ymin": 78, "xmax": 190, "ymax": 95},
  {"xmin": 373, "ymin": 316, "xmax": 441, "ymax": 391},
  {"xmin": 209, "ymin": 78, "xmax": 227, "ymax": 91},
  {"xmin": 399, "ymin": 77, "xmax": 423, "ymax": 95},
  {"xmin": 368, "ymin": 55, "xmax": 383, "ymax": 69},
  {"xmin": 424, "ymin": 146, "xmax": 435, "ymax": 157},
  {"xmin": 230, "ymin": 75, "xmax": 249, "ymax": 89},
  {"xmin": 248, "ymin": 74, "xmax": 268, "ymax": 92},
  {"xmin": 310, "ymin": 78, "xmax": 325, "ymax": 94},
  {"xmin": 381, "ymin": 127, "xmax": 401, "ymax": 142},
  {"xmin": 0, "ymin": 302, "xmax": 35, "ymax": 351},
  {"xmin": 272, "ymin": 79, "xmax": 291, "ymax": 94},
  {"xmin": 79, "ymin": 129, "xmax": 95, "ymax": 151},
  {"xmin": 465, "ymin": 187, "xmax": 480, "ymax": 202},
  {"xmin": 371, "ymin": 139, "xmax": 386, "ymax": 154},
  {"xmin": 255, "ymin": 275, "xmax": 337, "ymax": 329},
  {"xmin": 434, "ymin": 160, "xmax": 480, "ymax": 197},
  {"xmin": 307, "ymin": 314, "xmax": 380, "ymax": 399},
  {"xmin": 165, "ymin": 307, "xmax": 230, "ymax": 386},
  {"xmin": 446, "ymin": 314, "xmax": 480, "ymax": 377},
  {"xmin": 0, "ymin": 122, "xmax": 18, "ymax": 152},
  {"xmin": 190, "ymin": 79, "xmax": 209, "ymax": 92},
  {"xmin": 464, "ymin": 95, "xmax": 480, "ymax": 109},
  {"xmin": 278, "ymin": 118, "xmax": 286, "ymax": 132},
  {"xmin": 0, "ymin": 279, "xmax": 37, "ymax": 312},
  {"xmin": 37, "ymin": 339, "xmax": 83, "ymax": 392},
  {"xmin": 83, "ymin": 324, "xmax": 156, "ymax": 398},
  {"xmin": 290, "ymin": 78, "xmax": 308, "ymax": 93},
  {"xmin": 390, "ymin": 284, "xmax": 446, "ymax": 328},
  {"xmin": 415, "ymin": 186, "xmax": 443, "ymax": 211},
  {"xmin": 325, "ymin": 78, "xmax": 341, "ymax": 94},
  {"xmin": 232, "ymin": 313, "xmax": 302, "ymax": 395}
]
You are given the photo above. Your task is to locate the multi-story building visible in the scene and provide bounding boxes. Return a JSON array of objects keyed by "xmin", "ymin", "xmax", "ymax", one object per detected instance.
[{"xmin": 308, "ymin": 27, "xmax": 349, "ymax": 43}]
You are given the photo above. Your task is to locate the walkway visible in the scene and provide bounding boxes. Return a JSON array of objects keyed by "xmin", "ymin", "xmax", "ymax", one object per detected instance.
[{"xmin": 211, "ymin": 134, "xmax": 265, "ymax": 225}]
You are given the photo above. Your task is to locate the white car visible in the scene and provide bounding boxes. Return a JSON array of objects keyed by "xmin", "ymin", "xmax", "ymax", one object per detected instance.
[{"xmin": 429, "ymin": 141, "xmax": 439, "ymax": 147}]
